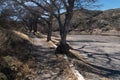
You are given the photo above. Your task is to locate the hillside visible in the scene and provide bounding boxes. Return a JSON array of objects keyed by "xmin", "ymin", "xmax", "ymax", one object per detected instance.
[{"xmin": 54, "ymin": 8, "xmax": 120, "ymax": 35}]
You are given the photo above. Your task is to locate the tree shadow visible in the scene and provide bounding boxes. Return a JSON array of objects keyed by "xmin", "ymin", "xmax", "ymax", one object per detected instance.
[
  {"xmin": 67, "ymin": 40, "xmax": 106, "ymax": 43},
  {"xmin": 30, "ymin": 37, "xmax": 120, "ymax": 78},
  {"xmin": 67, "ymin": 39, "xmax": 120, "ymax": 77},
  {"xmin": 73, "ymin": 49, "xmax": 120, "ymax": 77},
  {"xmin": 31, "ymin": 44, "xmax": 55, "ymax": 59}
]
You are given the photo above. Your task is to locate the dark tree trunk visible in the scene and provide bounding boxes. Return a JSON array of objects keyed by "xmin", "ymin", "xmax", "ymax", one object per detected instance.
[
  {"xmin": 60, "ymin": 25, "xmax": 67, "ymax": 44},
  {"xmin": 55, "ymin": 0, "xmax": 75, "ymax": 54},
  {"xmin": 28, "ymin": 23, "xmax": 32, "ymax": 32},
  {"xmin": 46, "ymin": 14, "xmax": 53, "ymax": 41},
  {"xmin": 33, "ymin": 18, "xmax": 38, "ymax": 35},
  {"xmin": 60, "ymin": 0, "xmax": 74, "ymax": 44},
  {"xmin": 47, "ymin": 22, "xmax": 52, "ymax": 42},
  {"xmin": 55, "ymin": 19, "xmax": 71, "ymax": 55},
  {"xmin": 56, "ymin": 21, "xmax": 71, "ymax": 55},
  {"xmin": 33, "ymin": 22, "xmax": 37, "ymax": 33}
]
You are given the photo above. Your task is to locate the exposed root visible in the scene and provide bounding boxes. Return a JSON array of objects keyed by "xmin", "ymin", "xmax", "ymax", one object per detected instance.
[{"xmin": 47, "ymin": 40, "xmax": 85, "ymax": 80}]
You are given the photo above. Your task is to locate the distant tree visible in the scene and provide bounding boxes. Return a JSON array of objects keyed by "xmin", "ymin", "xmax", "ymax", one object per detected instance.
[
  {"xmin": 28, "ymin": 0, "xmax": 55, "ymax": 41},
  {"xmin": 13, "ymin": 1, "xmax": 40, "ymax": 34},
  {"xmin": 0, "ymin": 0, "xmax": 18, "ymax": 29},
  {"xmin": 14, "ymin": 0, "xmax": 54, "ymax": 40}
]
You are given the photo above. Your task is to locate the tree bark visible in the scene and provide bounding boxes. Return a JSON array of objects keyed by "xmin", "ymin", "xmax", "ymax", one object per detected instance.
[
  {"xmin": 55, "ymin": 0, "xmax": 75, "ymax": 54},
  {"xmin": 47, "ymin": 22, "xmax": 52, "ymax": 41},
  {"xmin": 33, "ymin": 18, "xmax": 38, "ymax": 35},
  {"xmin": 33, "ymin": 22, "xmax": 37, "ymax": 33},
  {"xmin": 46, "ymin": 14, "xmax": 53, "ymax": 41},
  {"xmin": 60, "ymin": 25, "xmax": 67, "ymax": 44}
]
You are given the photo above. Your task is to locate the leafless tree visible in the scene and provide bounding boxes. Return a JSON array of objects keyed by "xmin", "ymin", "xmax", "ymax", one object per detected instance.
[
  {"xmin": 30, "ymin": 0, "xmax": 97, "ymax": 53},
  {"xmin": 14, "ymin": 0, "xmax": 54, "ymax": 40},
  {"xmin": 14, "ymin": 0, "xmax": 97, "ymax": 53}
]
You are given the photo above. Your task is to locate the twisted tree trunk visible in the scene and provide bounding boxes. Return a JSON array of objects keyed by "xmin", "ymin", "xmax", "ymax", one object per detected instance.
[{"xmin": 56, "ymin": 0, "xmax": 75, "ymax": 54}]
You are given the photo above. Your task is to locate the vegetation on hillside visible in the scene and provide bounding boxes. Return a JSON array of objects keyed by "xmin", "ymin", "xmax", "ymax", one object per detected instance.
[{"xmin": 70, "ymin": 8, "xmax": 120, "ymax": 34}]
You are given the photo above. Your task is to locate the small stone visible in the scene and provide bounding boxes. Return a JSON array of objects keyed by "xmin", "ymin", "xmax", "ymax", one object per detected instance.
[
  {"xmin": 43, "ymin": 74, "xmax": 51, "ymax": 78},
  {"xmin": 51, "ymin": 72, "xmax": 58, "ymax": 75}
]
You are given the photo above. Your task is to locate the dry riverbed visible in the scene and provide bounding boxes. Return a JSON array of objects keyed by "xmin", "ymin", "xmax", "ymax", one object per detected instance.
[
  {"xmin": 67, "ymin": 35, "xmax": 120, "ymax": 80},
  {"xmin": 21, "ymin": 33, "xmax": 120, "ymax": 80}
]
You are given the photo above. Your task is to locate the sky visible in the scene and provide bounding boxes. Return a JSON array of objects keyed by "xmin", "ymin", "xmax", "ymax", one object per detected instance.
[
  {"xmin": 24, "ymin": 0, "xmax": 120, "ymax": 11},
  {"xmin": 96, "ymin": 0, "xmax": 120, "ymax": 10}
]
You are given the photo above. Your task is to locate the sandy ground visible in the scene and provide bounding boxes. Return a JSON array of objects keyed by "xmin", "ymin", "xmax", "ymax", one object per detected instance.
[
  {"xmin": 28, "ymin": 34, "xmax": 120, "ymax": 80},
  {"xmin": 30, "ymin": 37, "xmax": 79, "ymax": 80},
  {"xmin": 67, "ymin": 35, "xmax": 120, "ymax": 80}
]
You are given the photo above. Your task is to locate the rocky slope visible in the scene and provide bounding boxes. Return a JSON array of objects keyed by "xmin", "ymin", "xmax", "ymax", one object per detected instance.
[
  {"xmin": 70, "ymin": 8, "xmax": 120, "ymax": 34},
  {"xmin": 52, "ymin": 8, "xmax": 120, "ymax": 35}
]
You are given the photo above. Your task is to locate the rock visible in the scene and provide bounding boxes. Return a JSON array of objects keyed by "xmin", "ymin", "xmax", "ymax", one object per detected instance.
[{"xmin": 42, "ymin": 73, "xmax": 51, "ymax": 78}]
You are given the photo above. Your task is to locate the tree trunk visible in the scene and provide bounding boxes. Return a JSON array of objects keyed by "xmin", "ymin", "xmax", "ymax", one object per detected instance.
[
  {"xmin": 47, "ymin": 14, "xmax": 53, "ymax": 41},
  {"xmin": 55, "ymin": 22, "xmax": 71, "ymax": 55},
  {"xmin": 33, "ymin": 20, "xmax": 38, "ymax": 33},
  {"xmin": 33, "ymin": 23, "xmax": 37, "ymax": 33},
  {"xmin": 60, "ymin": 25, "xmax": 67, "ymax": 44},
  {"xmin": 60, "ymin": 0, "xmax": 74, "ymax": 45},
  {"xmin": 55, "ymin": 0, "xmax": 74, "ymax": 54},
  {"xmin": 47, "ymin": 22, "xmax": 52, "ymax": 42}
]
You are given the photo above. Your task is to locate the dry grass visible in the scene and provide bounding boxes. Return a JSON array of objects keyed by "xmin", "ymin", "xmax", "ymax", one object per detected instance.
[
  {"xmin": 0, "ymin": 28, "xmax": 32, "ymax": 56},
  {"xmin": 0, "ymin": 56, "xmax": 37, "ymax": 80},
  {"xmin": 12, "ymin": 30, "xmax": 32, "ymax": 43},
  {"xmin": 0, "ymin": 28, "xmax": 35, "ymax": 80}
]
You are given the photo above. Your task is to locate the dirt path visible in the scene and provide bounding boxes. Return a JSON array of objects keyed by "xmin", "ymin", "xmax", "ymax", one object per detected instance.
[
  {"xmin": 28, "ymin": 34, "xmax": 120, "ymax": 80},
  {"xmin": 30, "ymin": 37, "xmax": 80, "ymax": 80}
]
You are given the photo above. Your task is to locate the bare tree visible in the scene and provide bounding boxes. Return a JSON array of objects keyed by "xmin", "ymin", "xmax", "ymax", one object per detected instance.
[
  {"xmin": 14, "ymin": 0, "xmax": 97, "ymax": 53},
  {"xmin": 0, "ymin": 0, "xmax": 20, "ymax": 29},
  {"xmin": 30, "ymin": 0, "xmax": 56, "ymax": 41},
  {"xmin": 30, "ymin": 0, "xmax": 98, "ymax": 53},
  {"xmin": 14, "ymin": 0, "xmax": 54, "ymax": 40}
]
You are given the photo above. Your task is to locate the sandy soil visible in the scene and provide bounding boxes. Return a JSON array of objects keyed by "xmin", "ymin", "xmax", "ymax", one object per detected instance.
[
  {"xmin": 30, "ymin": 37, "xmax": 79, "ymax": 80},
  {"xmin": 26, "ymin": 34, "xmax": 120, "ymax": 80},
  {"xmin": 67, "ymin": 35, "xmax": 120, "ymax": 80}
]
